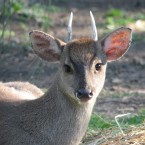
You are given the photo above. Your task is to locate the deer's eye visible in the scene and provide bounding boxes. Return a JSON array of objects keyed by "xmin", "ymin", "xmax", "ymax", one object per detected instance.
[
  {"xmin": 95, "ymin": 63, "xmax": 102, "ymax": 71},
  {"xmin": 63, "ymin": 64, "xmax": 73, "ymax": 74}
]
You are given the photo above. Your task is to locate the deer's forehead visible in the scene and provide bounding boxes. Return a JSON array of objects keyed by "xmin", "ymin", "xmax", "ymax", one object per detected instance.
[{"xmin": 65, "ymin": 38, "xmax": 100, "ymax": 63}]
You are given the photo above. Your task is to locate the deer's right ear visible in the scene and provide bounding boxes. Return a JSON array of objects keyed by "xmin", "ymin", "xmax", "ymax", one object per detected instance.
[{"xmin": 29, "ymin": 30, "xmax": 66, "ymax": 62}]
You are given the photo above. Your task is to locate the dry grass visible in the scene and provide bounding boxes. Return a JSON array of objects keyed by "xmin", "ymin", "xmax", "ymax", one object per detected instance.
[{"xmin": 82, "ymin": 125, "xmax": 145, "ymax": 145}]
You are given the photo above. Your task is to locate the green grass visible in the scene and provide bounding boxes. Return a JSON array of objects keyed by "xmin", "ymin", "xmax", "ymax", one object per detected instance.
[
  {"xmin": 83, "ymin": 109, "xmax": 145, "ymax": 144},
  {"xmin": 48, "ymin": 5, "xmax": 65, "ymax": 13},
  {"xmin": 88, "ymin": 114, "xmax": 111, "ymax": 130},
  {"xmin": 1, "ymin": 1, "xmax": 65, "ymax": 31},
  {"xmin": 0, "ymin": 0, "xmax": 66, "ymax": 44},
  {"xmin": 122, "ymin": 109, "xmax": 145, "ymax": 125},
  {"xmin": 17, "ymin": 3, "xmax": 53, "ymax": 30},
  {"xmin": 104, "ymin": 8, "xmax": 145, "ymax": 30},
  {"xmin": 88, "ymin": 109, "xmax": 145, "ymax": 130},
  {"xmin": 0, "ymin": 30, "xmax": 15, "ymax": 38},
  {"xmin": 104, "ymin": 8, "xmax": 134, "ymax": 29}
]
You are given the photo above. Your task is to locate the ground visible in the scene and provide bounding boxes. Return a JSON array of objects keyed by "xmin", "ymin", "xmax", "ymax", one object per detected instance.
[{"xmin": 0, "ymin": 4, "xmax": 145, "ymax": 144}]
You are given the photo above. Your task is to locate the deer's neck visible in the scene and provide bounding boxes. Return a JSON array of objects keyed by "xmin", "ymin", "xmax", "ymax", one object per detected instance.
[{"xmin": 20, "ymin": 75, "xmax": 95, "ymax": 144}]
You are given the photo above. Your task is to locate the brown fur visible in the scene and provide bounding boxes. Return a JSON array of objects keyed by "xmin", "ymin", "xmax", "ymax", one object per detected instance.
[
  {"xmin": 67, "ymin": 38, "xmax": 99, "ymax": 63},
  {"xmin": 0, "ymin": 27, "xmax": 132, "ymax": 145},
  {"xmin": 0, "ymin": 82, "xmax": 43, "ymax": 103}
]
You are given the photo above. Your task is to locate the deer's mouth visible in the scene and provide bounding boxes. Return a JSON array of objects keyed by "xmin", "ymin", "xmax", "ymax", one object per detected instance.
[{"xmin": 78, "ymin": 96, "xmax": 92, "ymax": 102}]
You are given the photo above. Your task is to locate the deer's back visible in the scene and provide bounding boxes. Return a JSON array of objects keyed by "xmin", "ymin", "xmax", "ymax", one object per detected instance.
[{"xmin": 0, "ymin": 82, "xmax": 43, "ymax": 103}]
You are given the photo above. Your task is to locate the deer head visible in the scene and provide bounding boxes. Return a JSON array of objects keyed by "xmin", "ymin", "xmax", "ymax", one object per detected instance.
[{"xmin": 29, "ymin": 12, "xmax": 132, "ymax": 104}]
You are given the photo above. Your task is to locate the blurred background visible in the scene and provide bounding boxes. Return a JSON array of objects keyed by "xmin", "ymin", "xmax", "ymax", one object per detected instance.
[{"xmin": 0, "ymin": 0, "xmax": 145, "ymax": 144}]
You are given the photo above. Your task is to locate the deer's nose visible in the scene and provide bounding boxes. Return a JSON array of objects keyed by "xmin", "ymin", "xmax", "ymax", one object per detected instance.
[{"xmin": 76, "ymin": 89, "xmax": 94, "ymax": 101}]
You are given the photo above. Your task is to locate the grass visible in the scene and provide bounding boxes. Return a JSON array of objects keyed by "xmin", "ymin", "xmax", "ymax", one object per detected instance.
[
  {"xmin": 0, "ymin": 0, "xmax": 66, "ymax": 43},
  {"xmin": 82, "ymin": 90, "xmax": 145, "ymax": 144},
  {"xmin": 82, "ymin": 109, "xmax": 145, "ymax": 144},
  {"xmin": 104, "ymin": 8, "xmax": 134, "ymax": 29},
  {"xmin": 104, "ymin": 8, "xmax": 145, "ymax": 33},
  {"xmin": 84, "ymin": 125, "xmax": 145, "ymax": 145},
  {"xmin": 16, "ymin": 3, "xmax": 54, "ymax": 30},
  {"xmin": 123, "ymin": 109, "xmax": 145, "ymax": 125},
  {"xmin": 0, "ymin": 29, "xmax": 15, "ymax": 38},
  {"xmin": 16, "ymin": 2, "xmax": 65, "ymax": 28},
  {"xmin": 89, "ymin": 114, "xmax": 111, "ymax": 130}
]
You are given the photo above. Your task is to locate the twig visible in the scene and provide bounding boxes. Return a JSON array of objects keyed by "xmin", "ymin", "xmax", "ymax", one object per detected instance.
[{"xmin": 115, "ymin": 113, "xmax": 131, "ymax": 136}]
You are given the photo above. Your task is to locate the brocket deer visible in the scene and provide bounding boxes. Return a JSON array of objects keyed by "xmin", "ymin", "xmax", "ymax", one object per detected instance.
[{"xmin": 0, "ymin": 12, "xmax": 132, "ymax": 145}]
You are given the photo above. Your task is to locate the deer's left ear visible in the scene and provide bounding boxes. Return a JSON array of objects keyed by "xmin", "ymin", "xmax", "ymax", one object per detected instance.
[{"xmin": 101, "ymin": 27, "xmax": 132, "ymax": 61}]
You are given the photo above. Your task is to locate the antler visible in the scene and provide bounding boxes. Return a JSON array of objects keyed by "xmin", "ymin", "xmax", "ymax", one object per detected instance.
[
  {"xmin": 67, "ymin": 12, "xmax": 73, "ymax": 42},
  {"xmin": 90, "ymin": 11, "xmax": 98, "ymax": 41}
]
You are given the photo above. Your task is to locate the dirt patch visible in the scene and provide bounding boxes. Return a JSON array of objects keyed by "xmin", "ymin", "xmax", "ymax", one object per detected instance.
[{"xmin": 95, "ymin": 92, "xmax": 145, "ymax": 118}]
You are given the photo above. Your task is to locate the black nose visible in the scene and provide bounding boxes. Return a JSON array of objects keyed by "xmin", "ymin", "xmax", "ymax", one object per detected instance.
[{"xmin": 76, "ymin": 89, "xmax": 93, "ymax": 101}]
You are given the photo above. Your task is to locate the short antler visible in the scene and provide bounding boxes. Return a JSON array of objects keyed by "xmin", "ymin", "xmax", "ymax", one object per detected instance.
[
  {"xmin": 67, "ymin": 12, "xmax": 73, "ymax": 42},
  {"xmin": 90, "ymin": 11, "xmax": 98, "ymax": 41}
]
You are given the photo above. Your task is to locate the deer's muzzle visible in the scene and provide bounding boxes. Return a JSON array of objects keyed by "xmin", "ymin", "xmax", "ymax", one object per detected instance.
[{"xmin": 76, "ymin": 89, "xmax": 94, "ymax": 102}]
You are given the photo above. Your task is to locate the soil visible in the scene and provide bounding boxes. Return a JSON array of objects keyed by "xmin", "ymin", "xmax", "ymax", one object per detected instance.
[{"xmin": 0, "ymin": 8, "xmax": 145, "ymax": 119}]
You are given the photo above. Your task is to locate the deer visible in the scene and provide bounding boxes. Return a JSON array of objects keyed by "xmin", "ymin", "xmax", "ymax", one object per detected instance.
[{"xmin": 0, "ymin": 12, "xmax": 132, "ymax": 145}]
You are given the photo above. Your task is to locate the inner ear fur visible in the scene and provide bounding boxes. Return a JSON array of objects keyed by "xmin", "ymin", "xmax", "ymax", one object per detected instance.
[
  {"xmin": 29, "ymin": 30, "xmax": 66, "ymax": 62},
  {"xmin": 100, "ymin": 27, "xmax": 132, "ymax": 61}
]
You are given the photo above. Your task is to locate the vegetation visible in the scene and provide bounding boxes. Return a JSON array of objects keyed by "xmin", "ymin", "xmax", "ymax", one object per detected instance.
[
  {"xmin": 104, "ymin": 8, "xmax": 145, "ymax": 29},
  {"xmin": 0, "ymin": 0, "xmax": 65, "ymax": 45},
  {"xmin": 104, "ymin": 8, "xmax": 134, "ymax": 29},
  {"xmin": 83, "ymin": 109, "xmax": 145, "ymax": 144}
]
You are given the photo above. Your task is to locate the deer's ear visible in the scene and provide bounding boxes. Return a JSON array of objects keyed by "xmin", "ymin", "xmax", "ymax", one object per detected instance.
[
  {"xmin": 101, "ymin": 27, "xmax": 132, "ymax": 61},
  {"xmin": 29, "ymin": 30, "xmax": 66, "ymax": 62}
]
